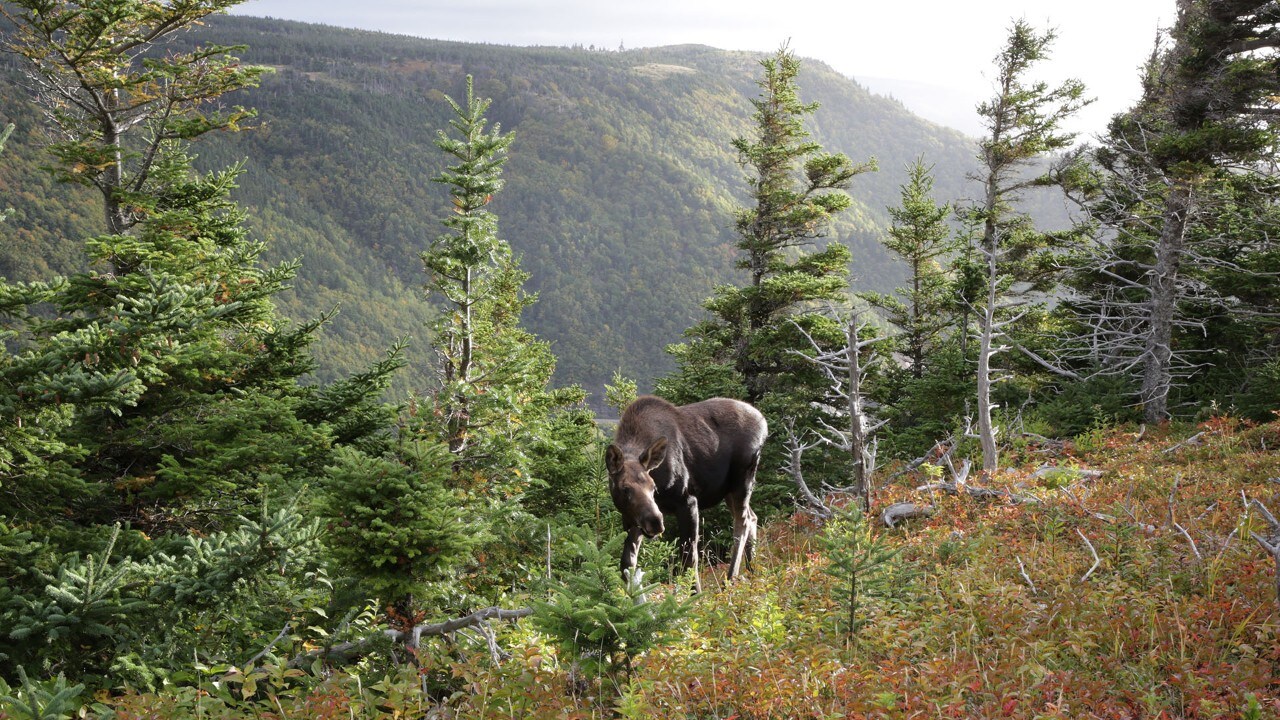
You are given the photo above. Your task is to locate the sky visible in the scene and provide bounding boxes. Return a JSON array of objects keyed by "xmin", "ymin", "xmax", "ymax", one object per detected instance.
[{"xmin": 229, "ymin": 0, "xmax": 1177, "ymax": 137}]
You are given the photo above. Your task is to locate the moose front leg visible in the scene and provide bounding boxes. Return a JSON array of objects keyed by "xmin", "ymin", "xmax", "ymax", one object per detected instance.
[
  {"xmin": 620, "ymin": 527, "xmax": 644, "ymax": 582},
  {"xmin": 677, "ymin": 497, "xmax": 701, "ymax": 593}
]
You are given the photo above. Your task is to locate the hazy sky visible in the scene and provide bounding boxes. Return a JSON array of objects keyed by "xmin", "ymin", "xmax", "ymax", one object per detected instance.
[{"xmin": 230, "ymin": 0, "xmax": 1176, "ymax": 137}]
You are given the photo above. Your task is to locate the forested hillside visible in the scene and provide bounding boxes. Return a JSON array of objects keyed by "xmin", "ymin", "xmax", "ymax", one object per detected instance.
[
  {"xmin": 0, "ymin": 14, "xmax": 1002, "ymax": 399},
  {"xmin": 4, "ymin": 2, "xmax": 1280, "ymax": 717}
]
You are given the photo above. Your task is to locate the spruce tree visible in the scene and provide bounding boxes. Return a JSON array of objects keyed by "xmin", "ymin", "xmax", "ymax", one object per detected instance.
[
  {"xmin": 862, "ymin": 160, "xmax": 972, "ymax": 457},
  {"xmin": 819, "ymin": 504, "xmax": 908, "ymax": 642},
  {"xmin": 661, "ymin": 45, "xmax": 873, "ymax": 413},
  {"xmin": 0, "ymin": 0, "xmax": 404, "ymax": 687},
  {"xmin": 862, "ymin": 159, "xmax": 959, "ymax": 380},
  {"xmin": 1058, "ymin": 0, "xmax": 1280, "ymax": 422},
  {"xmin": 967, "ymin": 21, "xmax": 1087, "ymax": 473},
  {"xmin": 532, "ymin": 533, "xmax": 689, "ymax": 682},
  {"xmin": 422, "ymin": 76, "xmax": 581, "ymax": 490},
  {"xmin": 1, "ymin": 0, "xmax": 268, "ymax": 241}
]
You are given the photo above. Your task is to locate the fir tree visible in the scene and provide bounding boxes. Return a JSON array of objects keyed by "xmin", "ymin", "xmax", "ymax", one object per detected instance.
[
  {"xmin": 671, "ymin": 45, "xmax": 874, "ymax": 407},
  {"xmin": 660, "ymin": 46, "xmax": 875, "ymax": 508},
  {"xmin": 862, "ymin": 159, "xmax": 959, "ymax": 380},
  {"xmin": 321, "ymin": 443, "xmax": 482, "ymax": 611},
  {"xmin": 1, "ymin": 0, "xmax": 268, "ymax": 241},
  {"xmin": 1057, "ymin": 0, "xmax": 1280, "ymax": 422},
  {"xmin": 421, "ymin": 75, "xmax": 582, "ymax": 490},
  {"xmin": 0, "ymin": 1, "xmax": 404, "ymax": 687},
  {"xmin": 819, "ymin": 504, "xmax": 909, "ymax": 642},
  {"xmin": 660, "ymin": 46, "xmax": 874, "ymax": 469},
  {"xmin": 532, "ymin": 532, "xmax": 689, "ymax": 683}
]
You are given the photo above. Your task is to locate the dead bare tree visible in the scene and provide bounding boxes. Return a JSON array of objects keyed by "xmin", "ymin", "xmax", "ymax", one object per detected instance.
[
  {"xmin": 971, "ymin": 240, "xmax": 1031, "ymax": 475},
  {"xmin": 780, "ymin": 420, "xmax": 833, "ymax": 520},
  {"xmin": 791, "ymin": 313, "xmax": 885, "ymax": 510},
  {"xmin": 287, "ymin": 605, "xmax": 533, "ymax": 669}
]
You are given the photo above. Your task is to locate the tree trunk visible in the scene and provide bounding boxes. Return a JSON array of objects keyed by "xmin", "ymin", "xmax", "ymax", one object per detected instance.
[
  {"xmin": 846, "ymin": 319, "xmax": 870, "ymax": 509},
  {"xmin": 1142, "ymin": 179, "xmax": 1192, "ymax": 423},
  {"xmin": 102, "ymin": 115, "xmax": 129, "ymax": 248},
  {"xmin": 976, "ymin": 237, "xmax": 1000, "ymax": 474}
]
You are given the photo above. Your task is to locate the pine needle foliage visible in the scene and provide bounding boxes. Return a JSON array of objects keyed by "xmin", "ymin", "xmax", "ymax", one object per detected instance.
[
  {"xmin": 533, "ymin": 533, "xmax": 690, "ymax": 682},
  {"xmin": 819, "ymin": 504, "xmax": 910, "ymax": 641},
  {"xmin": 662, "ymin": 44, "xmax": 874, "ymax": 409},
  {"xmin": 320, "ymin": 442, "xmax": 484, "ymax": 611}
]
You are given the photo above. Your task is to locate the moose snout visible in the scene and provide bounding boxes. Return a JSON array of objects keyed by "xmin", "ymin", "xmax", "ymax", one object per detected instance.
[{"xmin": 641, "ymin": 516, "xmax": 664, "ymax": 538}]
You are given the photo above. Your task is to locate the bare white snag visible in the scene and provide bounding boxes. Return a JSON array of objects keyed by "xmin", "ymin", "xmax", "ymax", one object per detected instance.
[
  {"xmin": 781, "ymin": 420, "xmax": 833, "ymax": 520},
  {"xmin": 790, "ymin": 313, "xmax": 884, "ymax": 510}
]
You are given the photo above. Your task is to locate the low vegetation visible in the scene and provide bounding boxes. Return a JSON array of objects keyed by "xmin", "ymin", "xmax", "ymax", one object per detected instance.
[{"xmin": 3, "ymin": 418, "xmax": 1270, "ymax": 719}]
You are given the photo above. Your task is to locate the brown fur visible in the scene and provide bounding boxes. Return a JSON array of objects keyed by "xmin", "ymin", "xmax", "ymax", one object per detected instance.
[{"xmin": 606, "ymin": 395, "xmax": 767, "ymax": 591}]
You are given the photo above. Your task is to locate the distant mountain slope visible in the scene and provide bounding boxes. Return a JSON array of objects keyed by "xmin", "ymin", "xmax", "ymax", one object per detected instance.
[{"xmin": 1, "ymin": 15, "xmax": 1001, "ymax": 401}]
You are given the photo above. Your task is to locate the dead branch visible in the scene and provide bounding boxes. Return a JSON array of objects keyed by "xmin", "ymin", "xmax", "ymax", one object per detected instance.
[
  {"xmin": 401, "ymin": 606, "xmax": 533, "ymax": 648},
  {"xmin": 1031, "ymin": 464, "xmax": 1104, "ymax": 483},
  {"xmin": 1016, "ymin": 556, "xmax": 1037, "ymax": 594},
  {"xmin": 1162, "ymin": 432, "xmax": 1205, "ymax": 454},
  {"xmin": 1077, "ymin": 528, "xmax": 1102, "ymax": 583},
  {"xmin": 889, "ymin": 438, "xmax": 955, "ymax": 481},
  {"xmin": 288, "ymin": 606, "xmax": 533, "ymax": 668},
  {"xmin": 1248, "ymin": 498, "xmax": 1280, "ymax": 605},
  {"xmin": 1174, "ymin": 523, "xmax": 1203, "ymax": 562},
  {"xmin": 243, "ymin": 622, "xmax": 292, "ymax": 669},
  {"xmin": 1020, "ymin": 432, "xmax": 1070, "ymax": 455},
  {"xmin": 781, "ymin": 420, "xmax": 833, "ymax": 519},
  {"xmin": 881, "ymin": 502, "xmax": 934, "ymax": 529},
  {"xmin": 916, "ymin": 480, "xmax": 1037, "ymax": 505},
  {"xmin": 1167, "ymin": 474, "xmax": 1183, "ymax": 526}
]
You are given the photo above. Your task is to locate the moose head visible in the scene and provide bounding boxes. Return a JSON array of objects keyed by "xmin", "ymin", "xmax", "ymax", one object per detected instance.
[{"xmin": 605, "ymin": 437, "xmax": 668, "ymax": 539}]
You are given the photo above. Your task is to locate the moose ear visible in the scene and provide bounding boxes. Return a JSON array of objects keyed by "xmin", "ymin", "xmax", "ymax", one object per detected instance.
[
  {"xmin": 640, "ymin": 437, "xmax": 668, "ymax": 472},
  {"xmin": 605, "ymin": 444, "xmax": 624, "ymax": 475}
]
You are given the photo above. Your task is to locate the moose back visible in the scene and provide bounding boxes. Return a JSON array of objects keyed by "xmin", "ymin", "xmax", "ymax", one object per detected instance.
[{"xmin": 605, "ymin": 395, "xmax": 767, "ymax": 591}]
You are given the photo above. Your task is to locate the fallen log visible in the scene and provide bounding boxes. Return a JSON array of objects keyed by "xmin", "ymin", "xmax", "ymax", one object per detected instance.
[
  {"xmin": 917, "ymin": 481, "xmax": 1038, "ymax": 505},
  {"xmin": 881, "ymin": 502, "xmax": 934, "ymax": 528},
  {"xmin": 1031, "ymin": 464, "xmax": 1103, "ymax": 483}
]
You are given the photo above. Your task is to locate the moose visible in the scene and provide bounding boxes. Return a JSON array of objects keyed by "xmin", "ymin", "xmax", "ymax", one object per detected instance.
[{"xmin": 606, "ymin": 395, "xmax": 768, "ymax": 592}]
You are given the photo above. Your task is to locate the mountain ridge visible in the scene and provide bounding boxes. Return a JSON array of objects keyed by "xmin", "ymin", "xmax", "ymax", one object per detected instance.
[{"xmin": 1, "ymin": 15, "xmax": 1062, "ymax": 404}]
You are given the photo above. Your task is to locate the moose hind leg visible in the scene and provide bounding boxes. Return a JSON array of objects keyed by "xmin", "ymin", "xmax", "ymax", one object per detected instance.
[
  {"xmin": 725, "ymin": 490, "xmax": 757, "ymax": 579},
  {"xmin": 725, "ymin": 451, "xmax": 761, "ymax": 579},
  {"xmin": 677, "ymin": 498, "xmax": 701, "ymax": 593}
]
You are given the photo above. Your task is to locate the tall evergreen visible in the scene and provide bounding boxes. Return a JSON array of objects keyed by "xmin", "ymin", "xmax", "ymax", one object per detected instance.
[
  {"xmin": 862, "ymin": 159, "xmax": 958, "ymax": 379},
  {"xmin": 968, "ymin": 20, "xmax": 1088, "ymax": 473},
  {"xmin": 0, "ymin": 0, "xmax": 403, "ymax": 686},
  {"xmin": 420, "ymin": 76, "xmax": 582, "ymax": 489},
  {"xmin": 1059, "ymin": 0, "xmax": 1280, "ymax": 422},
  {"xmin": 862, "ymin": 160, "xmax": 970, "ymax": 457},
  {"xmin": 661, "ymin": 45, "xmax": 873, "ymax": 417},
  {"xmin": 1, "ymin": 0, "xmax": 268, "ymax": 241}
]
